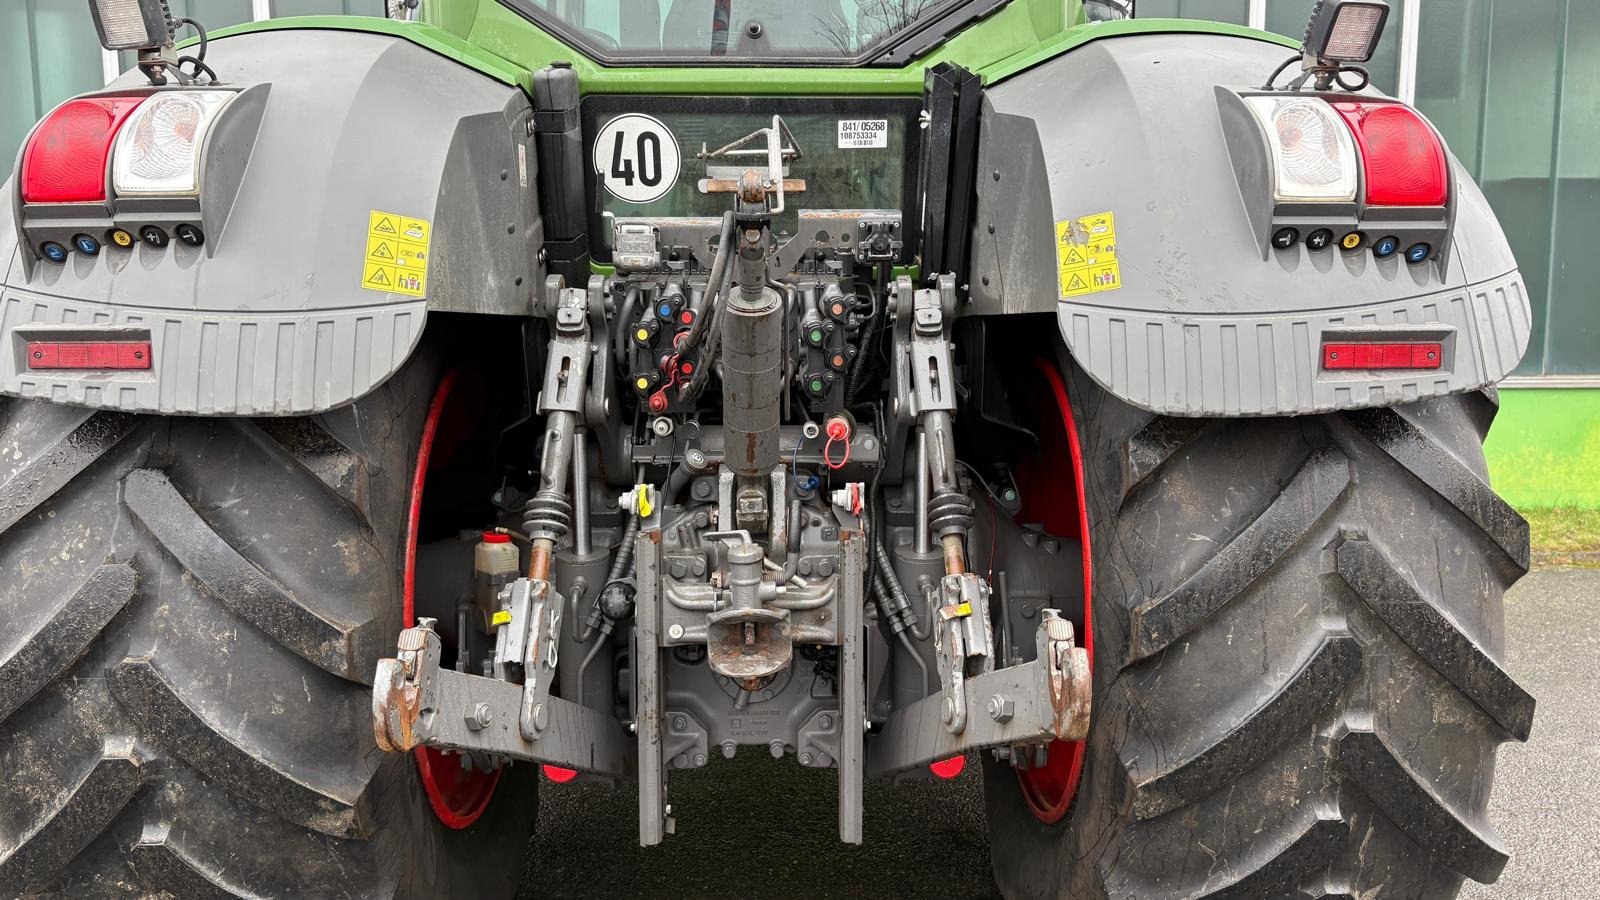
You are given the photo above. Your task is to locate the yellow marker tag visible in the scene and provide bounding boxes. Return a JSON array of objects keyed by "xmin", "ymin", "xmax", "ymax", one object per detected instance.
[
  {"xmin": 952, "ymin": 602, "xmax": 973, "ymax": 617},
  {"xmin": 110, "ymin": 229, "xmax": 134, "ymax": 248},
  {"xmin": 1055, "ymin": 210, "xmax": 1122, "ymax": 299},
  {"xmin": 363, "ymin": 210, "xmax": 431, "ymax": 298},
  {"xmin": 491, "ymin": 610, "xmax": 512, "ymax": 627},
  {"xmin": 636, "ymin": 485, "xmax": 654, "ymax": 517}
]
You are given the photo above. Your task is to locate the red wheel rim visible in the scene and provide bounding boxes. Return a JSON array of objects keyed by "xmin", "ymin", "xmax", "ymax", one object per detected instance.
[
  {"xmin": 1012, "ymin": 359, "xmax": 1094, "ymax": 824},
  {"xmin": 407, "ymin": 370, "xmax": 502, "ymax": 829}
]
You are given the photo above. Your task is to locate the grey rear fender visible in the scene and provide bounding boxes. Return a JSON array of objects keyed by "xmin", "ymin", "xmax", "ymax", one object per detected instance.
[
  {"xmin": 0, "ymin": 28, "xmax": 539, "ymax": 416},
  {"xmin": 969, "ymin": 32, "xmax": 1530, "ymax": 416}
]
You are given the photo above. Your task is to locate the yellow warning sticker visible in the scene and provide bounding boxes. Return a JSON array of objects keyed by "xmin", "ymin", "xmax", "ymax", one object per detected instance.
[
  {"xmin": 1056, "ymin": 211, "xmax": 1122, "ymax": 299},
  {"xmin": 363, "ymin": 210, "xmax": 431, "ymax": 298},
  {"xmin": 491, "ymin": 610, "xmax": 512, "ymax": 627}
]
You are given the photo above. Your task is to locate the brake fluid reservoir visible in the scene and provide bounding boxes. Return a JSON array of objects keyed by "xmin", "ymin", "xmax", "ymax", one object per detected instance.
[{"xmin": 474, "ymin": 532, "xmax": 520, "ymax": 632}]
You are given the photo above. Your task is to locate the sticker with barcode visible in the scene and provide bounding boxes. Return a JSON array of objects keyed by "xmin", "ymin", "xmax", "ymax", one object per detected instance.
[{"xmin": 837, "ymin": 119, "xmax": 888, "ymax": 149}]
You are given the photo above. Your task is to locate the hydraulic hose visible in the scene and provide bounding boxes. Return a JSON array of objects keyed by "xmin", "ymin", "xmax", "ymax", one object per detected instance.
[
  {"xmin": 678, "ymin": 211, "xmax": 735, "ymax": 354},
  {"xmin": 612, "ymin": 285, "xmax": 640, "ymax": 364}
]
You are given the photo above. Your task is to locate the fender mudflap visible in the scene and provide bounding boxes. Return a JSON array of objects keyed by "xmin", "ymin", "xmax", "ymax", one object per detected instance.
[
  {"xmin": 968, "ymin": 31, "xmax": 1531, "ymax": 417},
  {"xmin": 0, "ymin": 28, "xmax": 539, "ymax": 416}
]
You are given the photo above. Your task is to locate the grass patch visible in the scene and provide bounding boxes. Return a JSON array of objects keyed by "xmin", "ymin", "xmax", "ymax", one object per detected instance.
[{"xmin": 1523, "ymin": 506, "xmax": 1600, "ymax": 567}]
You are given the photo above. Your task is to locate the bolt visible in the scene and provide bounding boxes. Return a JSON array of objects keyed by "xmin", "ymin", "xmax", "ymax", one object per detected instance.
[
  {"xmin": 665, "ymin": 804, "xmax": 673, "ymax": 816},
  {"xmin": 940, "ymin": 697, "xmax": 955, "ymax": 724},
  {"xmin": 531, "ymin": 703, "xmax": 548, "ymax": 733},
  {"xmin": 722, "ymin": 741, "xmax": 737, "ymax": 759},
  {"xmin": 769, "ymin": 741, "xmax": 785, "ymax": 758},
  {"xmin": 819, "ymin": 714, "xmax": 834, "ymax": 730},
  {"xmin": 799, "ymin": 752, "xmax": 813, "ymax": 766},
  {"xmin": 668, "ymin": 623, "xmax": 685, "ymax": 640},
  {"xmin": 992, "ymin": 746, "xmax": 1012, "ymax": 761},
  {"xmin": 694, "ymin": 753, "xmax": 707, "ymax": 766},
  {"xmin": 465, "ymin": 703, "xmax": 493, "ymax": 731},
  {"xmin": 629, "ymin": 722, "xmax": 638, "ymax": 734},
  {"xmin": 987, "ymin": 694, "xmax": 1016, "ymax": 723},
  {"xmin": 669, "ymin": 560, "xmax": 687, "ymax": 578},
  {"xmin": 672, "ymin": 715, "xmax": 688, "ymax": 731}
]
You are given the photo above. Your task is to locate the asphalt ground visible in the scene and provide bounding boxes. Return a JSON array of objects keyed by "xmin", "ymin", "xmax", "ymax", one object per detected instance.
[{"xmin": 523, "ymin": 567, "xmax": 1599, "ymax": 899}]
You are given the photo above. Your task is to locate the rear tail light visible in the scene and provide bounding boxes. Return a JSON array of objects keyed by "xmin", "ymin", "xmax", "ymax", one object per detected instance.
[
  {"xmin": 1322, "ymin": 341, "xmax": 1442, "ymax": 370},
  {"xmin": 113, "ymin": 91, "xmax": 235, "ymax": 198},
  {"xmin": 20, "ymin": 97, "xmax": 146, "ymax": 204},
  {"xmin": 1244, "ymin": 96, "xmax": 1358, "ymax": 203},
  {"xmin": 1330, "ymin": 101, "xmax": 1449, "ymax": 207},
  {"xmin": 27, "ymin": 340, "xmax": 152, "ymax": 370},
  {"xmin": 929, "ymin": 755, "xmax": 966, "ymax": 779}
]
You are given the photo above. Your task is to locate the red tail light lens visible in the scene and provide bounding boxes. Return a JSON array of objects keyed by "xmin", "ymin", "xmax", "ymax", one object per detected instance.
[
  {"xmin": 20, "ymin": 96, "xmax": 145, "ymax": 204},
  {"xmin": 1322, "ymin": 342, "xmax": 1442, "ymax": 370},
  {"xmin": 929, "ymin": 755, "xmax": 966, "ymax": 779},
  {"xmin": 1331, "ymin": 102, "xmax": 1449, "ymax": 207}
]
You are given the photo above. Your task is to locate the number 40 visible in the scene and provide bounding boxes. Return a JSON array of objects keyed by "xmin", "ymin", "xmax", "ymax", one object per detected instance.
[{"xmin": 610, "ymin": 131, "xmax": 662, "ymax": 187}]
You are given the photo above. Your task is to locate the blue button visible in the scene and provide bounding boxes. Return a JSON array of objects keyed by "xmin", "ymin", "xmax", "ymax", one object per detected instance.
[
  {"xmin": 1406, "ymin": 243, "xmax": 1431, "ymax": 264},
  {"xmin": 40, "ymin": 242, "xmax": 68, "ymax": 263},
  {"xmin": 658, "ymin": 303, "xmax": 673, "ymax": 318},
  {"xmin": 1373, "ymin": 236, "xmax": 1400, "ymax": 259},
  {"xmin": 74, "ymin": 234, "xmax": 100, "ymax": 256}
]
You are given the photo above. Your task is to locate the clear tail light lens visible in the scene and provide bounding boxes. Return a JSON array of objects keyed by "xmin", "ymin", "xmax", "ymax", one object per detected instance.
[
  {"xmin": 20, "ymin": 96, "xmax": 146, "ymax": 204},
  {"xmin": 1245, "ymin": 96, "xmax": 1359, "ymax": 203},
  {"xmin": 112, "ymin": 91, "xmax": 235, "ymax": 198},
  {"xmin": 1331, "ymin": 101, "xmax": 1450, "ymax": 207}
]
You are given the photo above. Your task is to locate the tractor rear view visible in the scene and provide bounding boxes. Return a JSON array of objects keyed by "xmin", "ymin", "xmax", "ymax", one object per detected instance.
[{"xmin": 0, "ymin": 0, "xmax": 1533, "ymax": 896}]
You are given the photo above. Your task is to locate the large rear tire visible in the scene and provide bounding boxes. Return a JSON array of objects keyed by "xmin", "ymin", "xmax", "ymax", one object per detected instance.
[
  {"xmin": 985, "ymin": 354, "xmax": 1533, "ymax": 898},
  {"xmin": 0, "ymin": 354, "xmax": 537, "ymax": 897}
]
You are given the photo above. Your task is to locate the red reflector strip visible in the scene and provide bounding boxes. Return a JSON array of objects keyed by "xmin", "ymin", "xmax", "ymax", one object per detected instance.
[
  {"xmin": 27, "ymin": 341, "xmax": 152, "ymax": 370},
  {"xmin": 542, "ymin": 765, "xmax": 578, "ymax": 784},
  {"xmin": 1322, "ymin": 342, "xmax": 1442, "ymax": 370},
  {"xmin": 929, "ymin": 755, "xmax": 966, "ymax": 780}
]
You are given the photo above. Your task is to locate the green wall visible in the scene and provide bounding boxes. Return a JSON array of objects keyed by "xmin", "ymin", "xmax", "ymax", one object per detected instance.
[{"xmin": 1487, "ymin": 389, "xmax": 1600, "ymax": 509}]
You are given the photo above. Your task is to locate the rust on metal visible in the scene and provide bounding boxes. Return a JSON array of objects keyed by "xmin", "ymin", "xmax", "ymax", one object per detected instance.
[
  {"xmin": 738, "ymin": 170, "xmax": 767, "ymax": 204},
  {"xmin": 1040, "ymin": 613, "xmax": 1091, "ymax": 741},
  {"xmin": 703, "ymin": 177, "xmax": 806, "ymax": 194},
  {"xmin": 941, "ymin": 534, "xmax": 967, "ymax": 576},
  {"xmin": 527, "ymin": 539, "xmax": 554, "ymax": 579},
  {"xmin": 372, "ymin": 658, "xmax": 424, "ymax": 752}
]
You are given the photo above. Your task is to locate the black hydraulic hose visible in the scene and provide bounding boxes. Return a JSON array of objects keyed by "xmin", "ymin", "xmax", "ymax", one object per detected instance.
[
  {"xmin": 875, "ymin": 537, "xmax": 927, "ymax": 640},
  {"xmin": 612, "ymin": 285, "xmax": 640, "ymax": 364},
  {"xmin": 844, "ymin": 288, "xmax": 877, "ymax": 405},
  {"xmin": 678, "ymin": 261, "xmax": 733, "ymax": 401},
  {"xmin": 678, "ymin": 211, "xmax": 735, "ymax": 353},
  {"xmin": 575, "ymin": 513, "xmax": 640, "ymax": 643}
]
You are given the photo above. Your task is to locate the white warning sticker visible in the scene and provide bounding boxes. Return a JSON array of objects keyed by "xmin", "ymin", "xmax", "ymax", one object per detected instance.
[{"xmin": 837, "ymin": 119, "xmax": 889, "ymax": 149}]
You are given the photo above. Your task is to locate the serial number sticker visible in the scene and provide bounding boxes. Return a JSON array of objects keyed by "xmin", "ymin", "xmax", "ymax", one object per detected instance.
[
  {"xmin": 363, "ymin": 210, "xmax": 431, "ymax": 299},
  {"xmin": 837, "ymin": 119, "xmax": 888, "ymax": 149},
  {"xmin": 1056, "ymin": 210, "xmax": 1121, "ymax": 299}
]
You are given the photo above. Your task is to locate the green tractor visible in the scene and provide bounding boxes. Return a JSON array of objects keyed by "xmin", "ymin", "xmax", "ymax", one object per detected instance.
[{"xmin": 0, "ymin": 0, "xmax": 1534, "ymax": 895}]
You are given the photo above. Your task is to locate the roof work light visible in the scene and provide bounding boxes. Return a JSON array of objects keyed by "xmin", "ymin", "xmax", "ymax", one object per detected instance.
[
  {"xmin": 1302, "ymin": 0, "xmax": 1390, "ymax": 67},
  {"xmin": 88, "ymin": 0, "xmax": 175, "ymax": 52}
]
